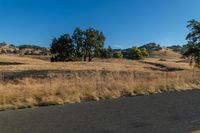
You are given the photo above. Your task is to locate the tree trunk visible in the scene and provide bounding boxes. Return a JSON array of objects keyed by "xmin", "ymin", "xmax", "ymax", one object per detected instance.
[
  {"xmin": 88, "ymin": 52, "xmax": 91, "ymax": 62},
  {"xmin": 84, "ymin": 50, "xmax": 88, "ymax": 62},
  {"xmin": 84, "ymin": 55, "xmax": 86, "ymax": 61}
]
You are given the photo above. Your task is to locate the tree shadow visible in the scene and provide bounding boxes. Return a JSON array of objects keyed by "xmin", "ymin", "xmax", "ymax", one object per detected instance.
[
  {"xmin": 0, "ymin": 70, "xmax": 98, "ymax": 80},
  {"xmin": 141, "ymin": 61, "xmax": 185, "ymax": 72},
  {"xmin": 0, "ymin": 62, "xmax": 24, "ymax": 65}
]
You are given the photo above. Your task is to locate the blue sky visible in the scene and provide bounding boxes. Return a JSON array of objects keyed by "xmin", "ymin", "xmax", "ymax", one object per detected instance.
[{"xmin": 0, "ymin": 0, "xmax": 200, "ymax": 48}]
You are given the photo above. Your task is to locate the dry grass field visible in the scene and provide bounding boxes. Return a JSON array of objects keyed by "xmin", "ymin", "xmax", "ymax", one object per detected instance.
[{"xmin": 0, "ymin": 49, "xmax": 200, "ymax": 110}]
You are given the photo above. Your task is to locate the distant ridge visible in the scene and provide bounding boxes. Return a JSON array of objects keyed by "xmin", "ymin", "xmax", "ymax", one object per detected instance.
[{"xmin": 0, "ymin": 43, "xmax": 49, "ymax": 55}]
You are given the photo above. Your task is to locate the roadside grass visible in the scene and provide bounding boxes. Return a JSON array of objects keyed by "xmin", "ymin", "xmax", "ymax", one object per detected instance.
[{"xmin": 0, "ymin": 69, "xmax": 199, "ymax": 110}]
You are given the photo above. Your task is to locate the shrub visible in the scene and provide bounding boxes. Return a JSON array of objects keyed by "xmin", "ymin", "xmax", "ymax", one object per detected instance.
[
  {"xmin": 129, "ymin": 48, "xmax": 148, "ymax": 60},
  {"xmin": 113, "ymin": 51, "xmax": 123, "ymax": 58},
  {"xmin": 98, "ymin": 46, "xmax": 113, "ymax": 59}
]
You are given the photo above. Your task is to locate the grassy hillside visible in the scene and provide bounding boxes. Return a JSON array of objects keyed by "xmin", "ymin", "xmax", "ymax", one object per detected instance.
[
  {"xmin": 0, "ymin": 44, "xmax": 49, "ymax": 55},
  {"xmin": 0, "ymin": 53, "xmax": 199, "ymax": 110},
  {"xmin": 149, "ymin": 48, "xmax": 182, "ymax": 59}
]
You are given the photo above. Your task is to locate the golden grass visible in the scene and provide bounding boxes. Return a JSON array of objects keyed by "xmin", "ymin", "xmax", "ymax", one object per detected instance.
[
  {"xmin": 149, "ymin": 48, "xmax": 182, "ymax": 59},
  {"xmin": 0, "ymin": 55, "xmax": 150, "ymax": 72},
  {"xmin": 0, "ymin": 70, "xmax": 200, "ymax": 110},
  {"xmin": 0, "ymin": 54, "xmax": 199, "ymax": 110}
]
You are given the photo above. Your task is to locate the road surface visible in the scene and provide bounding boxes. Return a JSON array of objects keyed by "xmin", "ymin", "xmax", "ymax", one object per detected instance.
[{"xmin": 1, "ymin": 90, "xmax": 200, "ymax": 133}]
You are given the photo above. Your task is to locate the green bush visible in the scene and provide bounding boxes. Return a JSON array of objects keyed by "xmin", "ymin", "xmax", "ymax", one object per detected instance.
[
  {"xmin": 113, "ymin": 51, "xmax": 123, "ymax": 58},
  {"xmin": 129, "ymin": 48, "xmax": 148, "ymax": 60}
]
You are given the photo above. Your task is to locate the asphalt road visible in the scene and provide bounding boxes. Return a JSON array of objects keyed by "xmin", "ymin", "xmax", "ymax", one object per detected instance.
[{"xmin": 1, "ymin": 90, "xmax": 200, "ymax": 133}]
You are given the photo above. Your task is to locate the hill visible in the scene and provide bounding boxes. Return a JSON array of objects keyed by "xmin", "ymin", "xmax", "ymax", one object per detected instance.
[
  {"xmin": 0, "ymin": 44, "xmax": 19, "ymax": 54},
  {"xmin": 0, "ymin": 43, "xmax": 49, "ymax": 55},
  {"xmin": 148, "ymin": 48, "xmax": 182, "ymax": 59},
  {"xmin": 0, "ymin": 54, "xmax": 199, "ymax": 110}
]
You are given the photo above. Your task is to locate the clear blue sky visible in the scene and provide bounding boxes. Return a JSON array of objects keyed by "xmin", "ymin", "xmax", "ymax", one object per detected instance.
[{"xmin": 0, "ymin": 0, "xmax": 200, "ymax": 48}]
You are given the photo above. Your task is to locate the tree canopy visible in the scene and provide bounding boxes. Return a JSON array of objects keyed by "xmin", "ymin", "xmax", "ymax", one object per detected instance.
[
  {"xmin": 84, "ymin": 28, "xmax": 105, "ymax": 61},
  {"xmin": 50, "ymin": 27, "xmax": 105, "ymax": 62},
  {"xmin": 50, "ymin": 34, "xmax": 75, "ymax": 62},
  {"xmin": 184, "ymin": 19, "xmax": 200, "ymax": 68},
  {"xmin": 129, "ymin": 47, "xmax": 148, "ymax": 60},
  {"xmin": 139, "ymin": 43, "xmax": 162, "ymax": 52}
]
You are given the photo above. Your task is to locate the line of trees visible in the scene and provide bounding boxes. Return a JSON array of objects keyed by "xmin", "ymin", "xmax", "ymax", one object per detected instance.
[
  {"xmin": 50, "ymin": 27, "xmax": 149, "ymax": 62},
  {"xmin": 50, "ymin": 27, "xmax": 106, "ymax": 62}
]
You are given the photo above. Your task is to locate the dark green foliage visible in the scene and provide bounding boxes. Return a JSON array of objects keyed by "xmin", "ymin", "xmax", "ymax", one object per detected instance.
[
  {"xmin": 72, "ymin": 28, "xmax": 85, "ymax": 61},
  {"xmin": 183, "ymin": 42, "xmax": 200, "ymax": 67},
  {"xmin": 50, "ymin": 27, "xmax": 105, "ymax": 62},
  {"xmin": 186, "ymin": 19, "xmax": 200, "ymax": 43},
  {"xmin": 99, "ymin": 46, "xmax": 113, "ymax": 59},
  {"xmin": 184, "ymin": 19, "xmax": 200, "ymax": 68},
  {"xmin": 129, "ymin": 47, "xmax": 148, "ymax": 60},
  {"xmin": 113, "ymin": 51, "xmax": 123, "ymax": 58},
  {"xmin": 107, "ymin": 46, "xmax": 112, "ymax": 54},
  {"xmin": 72, "ymin": 27, "xmax": 105, "ymax": 62},
  {"xmin": 139, "ymin": 43, "xmax": 162, "ymax": 52},
  {"xmin": 121, "ymin": 48, "xmax": 131, "ymax": 58},
  {"xmin": 167, "ymin": 45, "xmax": 183, "ymax": 52},
  {"xmin": 50, "ymin": 34, "xmax": 75, "ymax": 62},
  {"xmin": 107, "ymin": 45, "xmax": 113, "ymax": 58},
  {"xmin": 84, "ymin": 28, "xmax": 105, "ymax": 62},
  {"xmin": 18, "ymin": 45, "xmax": 46, "ymax": 51}
]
